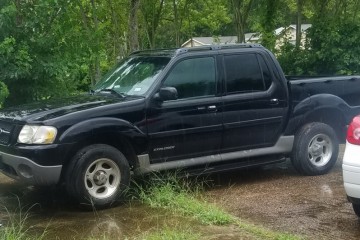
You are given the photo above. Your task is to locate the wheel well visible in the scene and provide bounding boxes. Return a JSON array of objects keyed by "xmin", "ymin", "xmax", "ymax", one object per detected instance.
[
  {"xmin": 300, "ymin": 108, "xmax": 347, "ymax": 142},
  {"xmin": 60, "ymin": 134, "xmax": 139, "ymax": 182}
]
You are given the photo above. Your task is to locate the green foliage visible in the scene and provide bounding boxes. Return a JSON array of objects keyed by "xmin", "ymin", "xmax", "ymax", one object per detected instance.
[
  {"xmin": 258, "ymin": 0, "xmax": 282, "ymax": 50},
  {"xmin": 278, "ymin": 0, "xmax": 360, "ymax": 76},
  {"xmin": 0, "ymin": 81, "xmax": 9, "ymax": 107},
  {"xmin": 277, "ymin": 43, "xmax": 311, "ymax": 75},
  {"xmin": 0, "ymin": 0, "xmax": 360, "ymax": 107},
  {"xmin": 185, "ymin": 1, "xmax": 231, "ymax": 37},
  {"xmin": 0, "ymin": 0, "xmax": 129, "ymax": 106},
  {"xmin": 306, "ymin": 17, "xmax": 360, "ymax": 75},
  {"xmin": 143, "ymin": 0, "xmax": 231, "ymax": 48},
  {"xmin": 0, "ymin": 0, "xmax": 86, "ymax": 106}
]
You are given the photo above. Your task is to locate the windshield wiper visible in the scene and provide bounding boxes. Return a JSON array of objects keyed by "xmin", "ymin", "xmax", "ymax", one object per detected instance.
[{"xmin": 97, "ymin": 89, "xmax": 126, "ymax": 98}]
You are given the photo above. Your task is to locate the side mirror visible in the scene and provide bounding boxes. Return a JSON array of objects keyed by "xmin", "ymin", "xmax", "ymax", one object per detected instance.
[{"xmin": 155, "ymin": 87, "xmax": 178, "ymax": 101}]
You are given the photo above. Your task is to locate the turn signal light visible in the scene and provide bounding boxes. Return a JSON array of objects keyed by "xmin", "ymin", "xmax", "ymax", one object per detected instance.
[{"xmin": 347, "ymin": 116, "xmax": 360, "ymax": 145}]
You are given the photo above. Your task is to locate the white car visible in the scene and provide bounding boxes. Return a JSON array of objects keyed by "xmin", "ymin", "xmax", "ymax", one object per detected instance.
[{"xmin": 343, "ymin": 115, "xmax": 360, "ymax": 217}]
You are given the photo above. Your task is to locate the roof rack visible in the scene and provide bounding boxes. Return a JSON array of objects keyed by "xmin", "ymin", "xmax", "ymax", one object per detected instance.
[
  {"xmin": 129, "ymin": 43, "xmax": 264, "ymax": 57},
  {"xmin": 175, "ymin": 43, "xmax": 264, "ymax": 56},
  {"xmin": 129, "ymin": 48, "xmax": 178, "ymax": 56}
]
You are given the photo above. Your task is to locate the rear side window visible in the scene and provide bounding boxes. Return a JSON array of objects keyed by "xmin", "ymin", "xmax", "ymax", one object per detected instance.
[
  {"xmin": 224, "ymin": 54, "xmax": 270, "ymax": 94},
  {"xmin": 162, "ymin": 57, "xmax": 216, "ymax": 99},
  {"xmin": 258, "ymin": 55, "xmax": 272, "ymax": 89}
]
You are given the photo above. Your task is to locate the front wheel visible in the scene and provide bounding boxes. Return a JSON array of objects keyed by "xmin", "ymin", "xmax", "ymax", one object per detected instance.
[
  {"xmin": 66, "ymin": 144, "xmax": 130, "ymax": 209},
  {"xmin": 291, "ymin": 122, "xmax": 339, "ymax": 175}
]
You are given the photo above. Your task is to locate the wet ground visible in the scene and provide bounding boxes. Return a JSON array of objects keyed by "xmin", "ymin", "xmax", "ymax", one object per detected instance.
[
  {"xmin": 0, "ymin": 176, "xmax": 256, "ymax": 240},
  {"xmin": 1, "ymin": 145, "xmax": 360, "ymax": 239},
  {"xmin": 207, "ymin": 145, "xmax": 360, "ymax": 239}
]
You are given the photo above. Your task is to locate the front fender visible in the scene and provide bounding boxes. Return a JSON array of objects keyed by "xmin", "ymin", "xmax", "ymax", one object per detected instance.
[{"xmin": 58, "ymin": 117, "xmax": 146, "ymax": 144}]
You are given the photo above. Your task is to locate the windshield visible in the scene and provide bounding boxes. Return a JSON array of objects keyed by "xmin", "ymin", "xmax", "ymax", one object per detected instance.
[{"xmin": 93, "ymin": 56, "xmax": 171, "ymax": 96}]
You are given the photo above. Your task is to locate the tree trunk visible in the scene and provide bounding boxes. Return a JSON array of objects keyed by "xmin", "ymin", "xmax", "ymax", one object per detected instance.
[
  {"xmin": 296, "ymin": 0, "xmax": 303, "ymax": 49},
  {"xmin": 151, "ymin": 0, "xmax": 164, "ymax": 49},
  {"xmin": 129, "ymin": 0, "xmax": 140, "ymax": 52},
  {"xmin": 15, "ymin": 0, "xmax": 22, "ymax": 26},
  {"xmin": 90, "ymin": 0, "xmax": 101, "ymax": 83},
  {"xmin": 107, "ymin": 0, "xmax": 122, "ymax": 58},
  {"xmin": 231, "ymin": 0, "xmax": 253, "ymax": 43},
  {"xmin": 173, "ymin": 0, "xmax": 180, "ymax": 47},
  {"xmin": 260, "ymin": 0, "xmax": 279, "ymax": 50}
]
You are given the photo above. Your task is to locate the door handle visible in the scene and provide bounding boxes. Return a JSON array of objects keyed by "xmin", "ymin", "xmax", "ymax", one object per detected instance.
[
  {"xmin": 269, "ymin": 99, "xmax": 279, "ymax": 105},
  {"xmin": 207, "ymin": 105, "xmax": 217, "ymax": 112}
]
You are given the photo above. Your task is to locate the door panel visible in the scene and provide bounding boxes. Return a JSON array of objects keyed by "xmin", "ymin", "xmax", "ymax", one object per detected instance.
[
  {"xmin": 222, "ymin": 53, "xmax": 288, "ymax": 152},
  {"xmin": 147, "ymin": 98, "xmax": 222, "ymax": 163},
  {"xmin": 146, "ymin": 56, "xmax": 222, "ymax": 163}
]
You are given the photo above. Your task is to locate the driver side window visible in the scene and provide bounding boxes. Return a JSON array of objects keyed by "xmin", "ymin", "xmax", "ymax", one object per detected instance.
[{"xmin": 162, "ymin": 57, "xmax": 216, "ymax": 100}]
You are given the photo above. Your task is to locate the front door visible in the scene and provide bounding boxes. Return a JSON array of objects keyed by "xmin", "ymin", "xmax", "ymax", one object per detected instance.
[{"xmin": 147, "ymin": 56, "xmax": 222, "ymax": 163}]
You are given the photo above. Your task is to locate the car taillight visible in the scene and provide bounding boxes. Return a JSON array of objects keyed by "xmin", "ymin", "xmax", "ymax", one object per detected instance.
[{"xmin": 347, "ymin": 116, "xmax": 360, "ymax": 145}]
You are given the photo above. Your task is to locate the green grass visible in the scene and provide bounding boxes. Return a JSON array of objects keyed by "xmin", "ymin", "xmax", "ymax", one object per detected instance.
[
  {"xmin": 136, "ymin": 228, "xmax": 200, "ymax": 240},
  {"xmin": 134, "ymin": 174, "xmax": 233, "ymax": 225},
  {"xmin": 0, "ymin": 208, "xmax": 46, "ymax": 240},
  {"xmin": 235, "ymin": 220, "xmax": 302, "ymax": 240},
  {"xmin": 0, "ymin": 215, "xmax": 46, "ymax": 240}
]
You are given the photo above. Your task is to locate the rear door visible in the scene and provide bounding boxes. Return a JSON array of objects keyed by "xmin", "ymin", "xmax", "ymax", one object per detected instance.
[
  {"xmin": 221, "ymin": 51, "xmax": 288, "ymax": 152},
  {"xmin": 146, "ymin": 55, "xmax": 223, "ymax": 163}
]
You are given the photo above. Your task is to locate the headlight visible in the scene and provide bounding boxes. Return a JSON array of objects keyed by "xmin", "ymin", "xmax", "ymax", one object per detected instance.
[{"xmin": 18, "ymin": 125, "xmax": 57, "ymax": 144}]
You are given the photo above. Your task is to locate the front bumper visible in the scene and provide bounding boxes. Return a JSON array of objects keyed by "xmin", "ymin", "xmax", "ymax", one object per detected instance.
[
  {"xmin": 0, "ymin": 150, "xmax": 62, "ymax": 186},
  {"xmin": 342, "ymin": 141, "xmax": 360, "ymax": 201}
]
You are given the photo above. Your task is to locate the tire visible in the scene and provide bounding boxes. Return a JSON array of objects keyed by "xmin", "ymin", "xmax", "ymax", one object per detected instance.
[
  {"xmin": 352, "ymin": 203, "xmax": 360, "ymax": 217},
  {"xmin": 291, "ymin": 122, "xmax": 339, "ymax": 175},
  {"xmin": 65, "ymin": 144, "xmax": 130, "ymax": 209}
]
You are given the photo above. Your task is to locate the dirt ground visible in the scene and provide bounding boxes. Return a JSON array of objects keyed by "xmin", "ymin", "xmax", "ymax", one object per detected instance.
[
  {"xmin": 1, "ymin": 145, "xmax": 359, "ymax": 239},
  {"xmin": 207, "ymin": 145, "xmax": 360, "ymax": 239}
]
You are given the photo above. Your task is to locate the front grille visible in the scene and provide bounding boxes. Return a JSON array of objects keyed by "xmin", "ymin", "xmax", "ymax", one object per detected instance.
[{"xmin": 0, "ymin": 121, "xmax": 14, "ymax": 145}]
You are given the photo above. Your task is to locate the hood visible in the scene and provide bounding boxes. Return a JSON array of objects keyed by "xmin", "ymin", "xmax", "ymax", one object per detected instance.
[{"xmin": 0, "ymin": 94, "xmax": 134, "ymax": 122}]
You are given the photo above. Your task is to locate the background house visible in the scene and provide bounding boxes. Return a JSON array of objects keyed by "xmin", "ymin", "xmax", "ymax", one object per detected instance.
[
  {"xmin": 181, "ymin": 24, "xmax": 311, "ymax": 49},
  {"xmin": 181, "ymin": 33, "xmax": 259, "ymax": 47},
  {"xmin": 275, "ymin": 24, "xmax": 312, "ymax": 49}
]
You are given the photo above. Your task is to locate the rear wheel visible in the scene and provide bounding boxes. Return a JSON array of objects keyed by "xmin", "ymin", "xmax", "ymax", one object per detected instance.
[
  {"xmin": 66, "ymin": 144, "xmax": 130, "ymax": 209},
  {"xmin": 291, "ymin": 122, "xmax": 339, "ymax": 175}
]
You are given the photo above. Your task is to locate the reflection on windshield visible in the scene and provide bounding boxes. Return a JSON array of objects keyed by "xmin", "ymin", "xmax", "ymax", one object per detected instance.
[{"xmin": 93, "ymin": 56, "xmax": 171, "ymax": 96}]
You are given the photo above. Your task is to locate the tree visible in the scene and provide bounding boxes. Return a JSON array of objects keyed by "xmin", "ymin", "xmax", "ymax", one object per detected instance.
[
  {"xmin": 129, "ymin": 0, "xmax": 140, "ymax": 52},
  {"xmin": 230, "ymin": 0, "xmax": 254, "ymax": 43},
  {"xmin": 140, "ymin": 0, "xmax": 165, "ymax": 49},
  {"xmin": 258, "ymin": 0, "xmax": 282, "ymax": 50},
  {"xmin": 295, "ymin": 0, "xmax": 304, "ymax": 49}
]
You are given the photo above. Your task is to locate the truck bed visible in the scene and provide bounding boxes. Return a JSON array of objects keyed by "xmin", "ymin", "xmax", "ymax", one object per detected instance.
[{"xmin": 288, "ymin": 76, "xmax": 360, "ymax": 107}]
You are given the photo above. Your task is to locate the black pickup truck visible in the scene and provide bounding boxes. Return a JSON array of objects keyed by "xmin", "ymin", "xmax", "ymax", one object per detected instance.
[{"xmin": 0, "ymin": 44, "xmax": 360, "ymax": 208}]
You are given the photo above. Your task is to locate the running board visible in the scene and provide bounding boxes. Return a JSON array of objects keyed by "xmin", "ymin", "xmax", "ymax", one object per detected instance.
[
  {"xmin": 180, "ymin": 156, "xmax": 286, "ymax": 177},
  {"xmin": 135, "ymin": 136, "xmax": 294, "ymax": 175}
]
